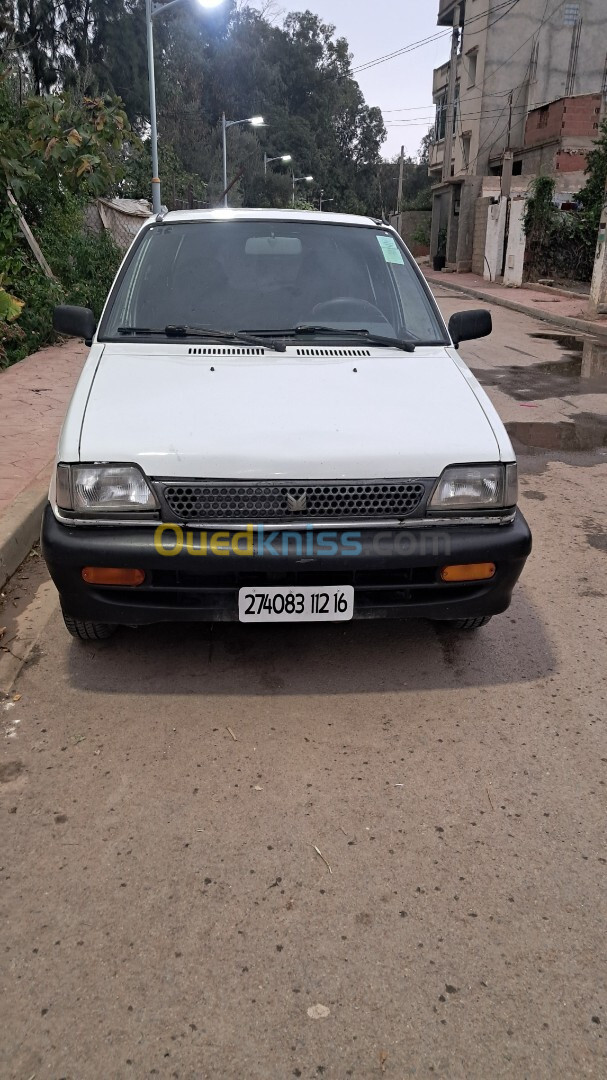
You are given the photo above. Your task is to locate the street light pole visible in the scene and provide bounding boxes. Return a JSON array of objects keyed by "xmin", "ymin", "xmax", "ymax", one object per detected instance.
[
  {"xmin": 145, "ymin": 0, "xmax": 162, "ymax": 214},
  {"xmin": 222, "ymin": 112, "xmax": 228, "ymax": 208},
  {"xmin": 221, "ymin": 115, "xmax": 265, "ymax": 206},
  {"xmin": 145, "ymin": 0, "xmax": 226, "ymax": 215},
  {"xmin": 292, "ymin": 173, "xmax": 313, "ymax": 207},
  {"xmin": 264, "ymin": 153, "xmax": 291, "ymax": 176}
]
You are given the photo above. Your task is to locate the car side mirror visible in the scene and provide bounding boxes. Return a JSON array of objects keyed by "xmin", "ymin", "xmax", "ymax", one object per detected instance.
[
  {"xmin": 448, "ymin": 309, "xmax": 492, "ymax": 347},
  {"xmin": 53, "ymin": 305, "xmax": 96, "ymax": 344}
]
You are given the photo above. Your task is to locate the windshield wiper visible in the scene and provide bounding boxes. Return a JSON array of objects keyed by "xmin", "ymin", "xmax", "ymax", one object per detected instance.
[
  {"xmin": 117, "ymin": 325, "xmax": 286, "ymax": 352},
  {"xmin": 251, "ymin": 325, "xmax": 417, "ymax": 353}
]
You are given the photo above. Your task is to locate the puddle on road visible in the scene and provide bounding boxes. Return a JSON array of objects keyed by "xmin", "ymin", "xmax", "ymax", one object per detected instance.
[
  {"xmin": 473, "ymin": 332, "xmax": 607, "ymax": 450},
  {"xmin": 529, "ymin": 332, "xmax": 584, "ymax": 353},
  {"xmin": 473, "ymin": 336, "xmax": 607, "ymax": 402},
  {"xmin": 506, "ymin": 413, "xmax": 607, "ymax": 452}
]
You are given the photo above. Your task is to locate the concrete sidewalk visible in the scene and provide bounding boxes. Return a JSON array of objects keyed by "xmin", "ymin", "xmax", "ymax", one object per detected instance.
[
  {"xmin": 423, "ymin": 267, "xmax": 607, "ymax": 339},
  {"xmin": 0, "ymin": 340, "xmax": 86, "ymax": 586}
]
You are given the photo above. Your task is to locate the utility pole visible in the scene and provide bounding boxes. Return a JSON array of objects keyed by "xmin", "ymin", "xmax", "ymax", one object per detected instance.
[
  {"xmin": 396, "ymin": 145, "xmax": 405, "ymax": 236},
  {"xmin": 442, "ymin": 6, "xmax": 460, "ymax": 183}
]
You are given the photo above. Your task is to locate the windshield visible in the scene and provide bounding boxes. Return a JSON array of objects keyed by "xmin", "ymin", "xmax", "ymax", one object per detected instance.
[{"xmin": 100, "ymin": 220, "xmax": 448, "ymax": 344}]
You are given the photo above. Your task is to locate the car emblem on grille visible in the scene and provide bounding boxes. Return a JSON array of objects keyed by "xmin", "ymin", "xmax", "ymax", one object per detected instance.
[{"xmin": 287, "ymin": 492, "xmax": 307, "ymax": 513}]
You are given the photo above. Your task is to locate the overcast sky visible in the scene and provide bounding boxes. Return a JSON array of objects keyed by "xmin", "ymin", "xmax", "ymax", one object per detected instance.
[{"xmin": 255, "ymin": 0, "xmax": 451, "ymax": 161}]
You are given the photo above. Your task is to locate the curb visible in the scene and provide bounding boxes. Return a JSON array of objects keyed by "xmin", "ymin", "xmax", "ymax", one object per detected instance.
[
  {"xmin": 0, "ymin": 462, "xmax": 52, "ymax": 590},
  {"xmin": 425, "ymin": 274, "xmax": 607, "ymax": 341}
]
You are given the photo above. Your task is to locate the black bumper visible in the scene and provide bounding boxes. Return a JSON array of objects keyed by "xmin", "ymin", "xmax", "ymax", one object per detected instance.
[{"xmin": 41, "ymin": 504, "xmax": 532, "ymax": 624}]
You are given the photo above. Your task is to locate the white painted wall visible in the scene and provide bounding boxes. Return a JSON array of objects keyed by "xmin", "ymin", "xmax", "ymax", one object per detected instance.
[
  {"xmin": 503, "ymin": 198, "xmax": 527, "ymax": 288},
  {"xmin": 484, "ymin": 197, "xmax": 508, "ymax": 282}
]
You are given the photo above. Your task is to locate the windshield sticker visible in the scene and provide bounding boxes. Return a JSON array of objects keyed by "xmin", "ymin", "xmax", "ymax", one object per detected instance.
[{"xmin": 377, "ymin": 235, "xmax": 404, "ymax": 265}]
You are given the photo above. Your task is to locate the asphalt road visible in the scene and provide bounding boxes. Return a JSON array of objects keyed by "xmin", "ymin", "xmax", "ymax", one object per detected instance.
[{"xmin": 1, "ymin": 297, "xmax": 606, "ymax": 1080}]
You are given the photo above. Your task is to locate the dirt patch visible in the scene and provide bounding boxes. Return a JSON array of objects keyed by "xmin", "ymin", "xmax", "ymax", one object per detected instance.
[
  {"xmin": 0, "ymin": 760, "xmax": 24, "ymax": 783},
  {"xmin": 586, "ymin": 531, "xmax": 607, "ymax": 554}
]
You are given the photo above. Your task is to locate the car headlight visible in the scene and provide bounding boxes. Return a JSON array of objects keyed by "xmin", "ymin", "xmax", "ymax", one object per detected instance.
[
  {"xmin": 429, "ymin": 464, "xmax": 518, "ymax": 511},
  {"xmin": 56, "ymin": 464, "xmax": 159, "ymax": 513}
]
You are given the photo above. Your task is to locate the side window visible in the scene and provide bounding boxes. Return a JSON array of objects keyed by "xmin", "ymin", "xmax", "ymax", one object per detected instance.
[{"xmin": 388, "ymin": 262, "xmax": 444, "ymax": 341}]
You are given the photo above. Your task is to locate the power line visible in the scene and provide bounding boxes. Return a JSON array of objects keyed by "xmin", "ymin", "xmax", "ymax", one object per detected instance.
[
  {"xmin": 350, "ymin": 30, "xmax": 451, "ymax": 76},
  {"xmin": 470, "ymin": 0, "xmax": 567, "ymax": 95},
  {"xmin": 384, "ymin": 103, "xmax": 528, "ymax": 126},
  {"xmin": 463, "ymin": 0, "xmax": 522, "ymax": 37},
  {"xmin": 380, "ymin": 83, "xmax": 533, "ymax": 113}
]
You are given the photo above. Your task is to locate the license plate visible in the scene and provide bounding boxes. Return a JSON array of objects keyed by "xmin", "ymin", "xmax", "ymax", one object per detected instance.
[{"xmin": 238, "ymin": 585, "xmax": 354, "ymax": 623}]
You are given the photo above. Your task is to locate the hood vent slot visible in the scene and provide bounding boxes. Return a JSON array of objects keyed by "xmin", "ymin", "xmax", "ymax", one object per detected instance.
[
  {"xmin": 187, "ymin": 346, "xmax": 265, "ymax": 356},
  {"xmin": 296, "ymin": 348, "xmax": 371, "ymax": 357}
]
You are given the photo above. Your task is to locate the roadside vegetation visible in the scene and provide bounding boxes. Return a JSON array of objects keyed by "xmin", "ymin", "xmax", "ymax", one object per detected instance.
[
  {"xmin": 523, "ymin": 118, "xmax": 607, "ymax": 284},
  {"xmin": 0, "ymin": 0, "xmax": 433, "ymax": 367}
]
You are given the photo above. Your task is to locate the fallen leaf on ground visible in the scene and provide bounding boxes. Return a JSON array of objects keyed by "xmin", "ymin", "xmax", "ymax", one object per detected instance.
[
  {"xmin": 12, "ymin": 693, "xmax": 21, "ymax": 702},
  {"xmin": 312, "ymin": 844, "xmax": 332, "ymax": 873},
  {"xmin": 380, "ymin": 1050, "xmax": 388, "ymax": 1072},
  {"xmin": 307, "ymin": 1004, "xmax": 330, "ymax": 1019}
]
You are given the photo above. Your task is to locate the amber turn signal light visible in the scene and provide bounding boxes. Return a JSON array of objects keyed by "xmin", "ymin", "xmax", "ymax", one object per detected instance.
[
  {"xmin": 82, "ymin": 567, "xmax": 145, "ymax": 586},
  {"xmin": 440, "ymin": 562, "xmax": 496, "ymax": 583}
]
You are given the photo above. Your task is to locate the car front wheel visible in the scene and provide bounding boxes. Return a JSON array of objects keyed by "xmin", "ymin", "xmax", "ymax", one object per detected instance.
[
  {"xmin": 438, "ymin": 615, "xmax": 493, "ymax": 630},
  {"xmin": 62, "ymin": 611, "xmax": 117, "ymax": 641}
]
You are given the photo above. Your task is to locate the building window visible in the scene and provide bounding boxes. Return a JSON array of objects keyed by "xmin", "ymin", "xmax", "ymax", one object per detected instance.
[
  {"xmin": 462, "ymin": 134, "xmax": 471, "ymax": 170},
  {"xmin": 435, "ymin": 92, "xmax": 447, "ymax": 142},
  {"xmin": 538, "ymin": 106, "xmax": 549, "ymax": 129},
  {"xmin": 467, "ymin": 49, "xmax": 478, "ymax": 87},
  {"xmin": 453, "ymin": 83, "xmax": 459, "ymax": 134},
  {"xmin": 563, "ymin": 3, "xmax": 580, "ymax": 25}
]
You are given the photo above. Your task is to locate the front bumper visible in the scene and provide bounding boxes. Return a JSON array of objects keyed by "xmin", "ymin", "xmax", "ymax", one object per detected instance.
[{"xmin": 41, "ymin": 504, "xmax": 532, "ymax": 624}]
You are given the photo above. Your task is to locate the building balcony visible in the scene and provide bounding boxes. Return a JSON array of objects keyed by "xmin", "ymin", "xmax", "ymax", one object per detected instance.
[
  {"xmin": 438, "ymin": 0, "xmax": 461, "ymax": 26},
  {"xmin": 429, "ymin": 140, "xmax": 445, "ymax": 171},
  {"xmin": 433, "ymin": 60, "xmax": 451, "ymax": 95}
]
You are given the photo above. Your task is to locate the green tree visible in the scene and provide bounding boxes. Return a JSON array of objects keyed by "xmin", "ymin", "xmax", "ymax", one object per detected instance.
[{"xmin": 577, "ymin": 117, "xmax": 607, "ymax": 232}]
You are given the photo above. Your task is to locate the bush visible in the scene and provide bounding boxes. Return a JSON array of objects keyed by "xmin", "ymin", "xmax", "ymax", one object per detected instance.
[
  {"xmin": 523, "ymin": 175, "xmax": 596, "ymax": 283},
  {"xmin": 0, "ymin": 189, "xmax": 122, "ymax": 365},
  {"xmin": 7, "ymin": 269, "xmax": 64, "ymax": 365},
  {"xmin": 34, "ymin": 190, "xmax": 122, "ymax": 318}
]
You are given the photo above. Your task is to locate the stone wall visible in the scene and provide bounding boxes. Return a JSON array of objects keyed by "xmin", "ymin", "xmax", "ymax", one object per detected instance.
[{"xmin": 391, "ymin": 211, "xmax": 432, "ymax": 256}]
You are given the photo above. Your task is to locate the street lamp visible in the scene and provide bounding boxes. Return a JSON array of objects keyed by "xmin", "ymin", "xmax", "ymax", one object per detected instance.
[
  {"xmin": 319, "ymin": 190, "xmax": 334, "ymax": 212},
  {"xmin": 145, "ymin": 0, "xmax": 225, "ymax": 215},
  {"xmin": 222, "ymin": 114, "xmax": 265, "ymax": 207},
  {"xmin": 264, "ymin": 153, "xmax": 292, "ymax": 176},
  {"xmin": 292, "ymin": 174, "xmax": 313, "ymax": 207}
]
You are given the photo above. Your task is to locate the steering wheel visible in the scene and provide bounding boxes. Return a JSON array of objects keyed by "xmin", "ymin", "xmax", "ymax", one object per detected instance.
[{"xmin": 311, "ymin": 297, "xmax": 391, "ymax": 325}]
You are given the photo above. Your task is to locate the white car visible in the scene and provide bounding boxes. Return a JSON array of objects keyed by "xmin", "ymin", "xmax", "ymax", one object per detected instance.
[{"xmin": 42, "ymin": 209, "xmax": 531, "ymax": 640}]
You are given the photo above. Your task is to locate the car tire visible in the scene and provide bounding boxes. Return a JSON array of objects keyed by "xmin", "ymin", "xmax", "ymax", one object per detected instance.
[
  {"xmin": 62, "ymin": 611, "xmax": 117, "ymax": 641},
  {"xmin": 440, "ymin": 615, "xmax": 493, "ymax": 630}
]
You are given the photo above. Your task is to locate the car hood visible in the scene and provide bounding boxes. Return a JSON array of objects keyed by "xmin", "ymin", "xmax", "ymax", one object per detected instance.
[{"xmin": 78, "ymin": 344, "xmax": 502, "ymax": 479}]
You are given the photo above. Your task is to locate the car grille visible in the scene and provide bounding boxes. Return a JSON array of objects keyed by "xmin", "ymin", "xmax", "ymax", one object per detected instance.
[{"xmin": 157, "ymin": 480, "xmax": 427, "ymax": 524}]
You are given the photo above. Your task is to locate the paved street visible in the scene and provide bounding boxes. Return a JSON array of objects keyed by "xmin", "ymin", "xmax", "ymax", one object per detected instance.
[{"xmin": 1, "ymin": 296, "xmax": 606, "ymax": 1079}]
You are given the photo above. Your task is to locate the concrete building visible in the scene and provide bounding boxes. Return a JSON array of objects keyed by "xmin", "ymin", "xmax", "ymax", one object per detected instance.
[
  {"xmin": 429, "ymin": 0, "xmax": 607, "ymax": 271},
  {"xmin": 516, "ymin": 92, "xmax": 602, "ymax": 188}
]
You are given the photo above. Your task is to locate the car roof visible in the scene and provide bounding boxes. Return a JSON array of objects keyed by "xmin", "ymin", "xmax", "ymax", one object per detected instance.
[{"xmin": 153, "ymin": 208, "xmax": 382, "ymax": 228}]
